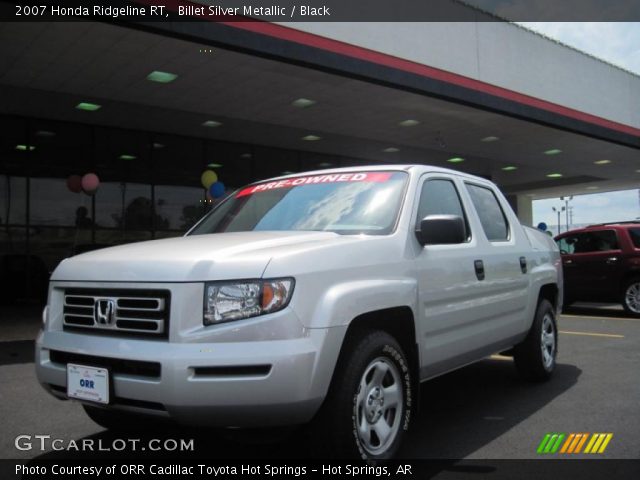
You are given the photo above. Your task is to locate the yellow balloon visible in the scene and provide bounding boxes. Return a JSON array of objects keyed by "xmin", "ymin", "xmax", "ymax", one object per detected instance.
[{"xmin": 200, "ymin": 170, "xmax": 218, "ymax": 189}]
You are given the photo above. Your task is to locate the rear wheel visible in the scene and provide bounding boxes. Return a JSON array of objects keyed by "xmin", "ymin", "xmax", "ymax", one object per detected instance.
[
  {"xmin": 312, "ymin": 331, "xmax": 412, "ymax": 459},
  {"xmin": 513, "ymin": 299, "xmax": 557, "ymax": 381},
  {"xmin": 621, "ymin": 278, "xmax": 640, "ymax": 317}
]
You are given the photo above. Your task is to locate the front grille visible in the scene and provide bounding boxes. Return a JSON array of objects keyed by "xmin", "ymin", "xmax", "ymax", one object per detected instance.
[
  {"xmin": 49, "ymin": 350, "xmax": 161, "ymax": 378},
  {"xmin": 63, "ymin": 288, "xmax": 170, "ymax": 339}
]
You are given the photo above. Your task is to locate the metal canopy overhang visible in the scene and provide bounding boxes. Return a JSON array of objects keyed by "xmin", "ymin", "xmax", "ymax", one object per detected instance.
[{"xmin": 0, "ymin": 19, "xmax": 638, "ymax": 200}]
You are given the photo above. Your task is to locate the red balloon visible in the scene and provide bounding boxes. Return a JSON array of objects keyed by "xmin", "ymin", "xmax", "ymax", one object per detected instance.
[
  {"xmin": 66, "ymin": 175, "xmax": 82, "ymax": 193},
  {"xmin": 81, "ymin": 173, "xmax": 100, "ymax": 195}
]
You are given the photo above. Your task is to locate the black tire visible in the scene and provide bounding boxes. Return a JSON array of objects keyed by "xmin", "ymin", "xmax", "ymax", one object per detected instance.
[
  {"xmin": 311, "ymin": 330, "xmax": 412, "ymax": 459},
  {"xmin": 513, "ymin": 299, "xmax": 558, "ymax": 382},
  {"xmin": 621, "ymin": 277, "xmax": 640, "ymax": 317},
  {"xmin": 83, "ymin": 405, "xmax": 161, "ymax": 431}
]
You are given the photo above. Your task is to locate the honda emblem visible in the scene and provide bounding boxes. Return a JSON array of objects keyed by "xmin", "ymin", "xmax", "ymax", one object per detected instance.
[{"xmin": 94, "ymin": 299, "xmax": 115, "ymax": 325}]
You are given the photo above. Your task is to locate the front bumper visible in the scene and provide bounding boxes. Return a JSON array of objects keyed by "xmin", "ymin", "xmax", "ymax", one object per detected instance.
[{"xmin": 35, "ymin": 326, "xmax": 338, "ymax": 427}]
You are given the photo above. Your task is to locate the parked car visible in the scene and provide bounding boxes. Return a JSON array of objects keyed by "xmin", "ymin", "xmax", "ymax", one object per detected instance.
[
  {"xmin": 36, "ymin": 165, "xmax": 562, "ymax": 459},
  {"xmin": 555, "ymin": 222, "xmax": 640, "ymax": 316}
]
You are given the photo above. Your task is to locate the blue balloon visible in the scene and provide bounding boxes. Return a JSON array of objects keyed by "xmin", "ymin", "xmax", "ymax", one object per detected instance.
[{"xmin": 210, "ymin": 181, "xmax": 226, "ymax": 198}]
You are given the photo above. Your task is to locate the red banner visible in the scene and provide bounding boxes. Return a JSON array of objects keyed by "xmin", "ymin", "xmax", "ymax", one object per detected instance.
[{"xmin": 236, "ymin": 172, "xmax": 393, "ymax": 198}]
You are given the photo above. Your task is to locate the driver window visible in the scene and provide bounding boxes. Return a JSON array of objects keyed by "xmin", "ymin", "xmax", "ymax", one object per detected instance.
[
  {"xmin": 557, "ymin": 236, "xmax": 576, "ymax": 254},
  {"xmin": 557, "ymin": 230, "xmax": 619, "ymax": 254},
  {"xmin": 416, "ymin": 179, "xmax": 470, "ymax": 241}
]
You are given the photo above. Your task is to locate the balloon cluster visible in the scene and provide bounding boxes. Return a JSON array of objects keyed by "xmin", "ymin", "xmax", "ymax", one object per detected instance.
[
  {"xmin": 200, "ymin": 170, "xmax": 225, "ymax": 200},
  {"xmin": 66, "ymin": 173, "xmax": 100, "ymax": 195}
]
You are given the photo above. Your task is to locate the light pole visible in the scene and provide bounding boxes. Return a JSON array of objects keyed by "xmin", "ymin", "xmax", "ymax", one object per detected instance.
[
  {"xmin": 552, "ymin": 206, "xmax": 565, "ymax": 235},
  {"xmin": 560, "ymin": 196, "xmax": 573, "ymax": 231}
]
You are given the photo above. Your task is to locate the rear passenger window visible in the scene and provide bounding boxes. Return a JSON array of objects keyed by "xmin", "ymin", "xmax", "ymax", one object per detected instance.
[
  {"xmin": 465, "ymin": 184, "xmax": 509, "ymax": 241},
  {"xmin": 416, "ymin": 179, "xmax": 470, "ymax": 240},
  {"xmin": 563, "ymin": 230, "xmax": 619, "ymax": 253},
  {"xmin": 630, "ymin": 228, "xmax": 640, "ymax": 248}
]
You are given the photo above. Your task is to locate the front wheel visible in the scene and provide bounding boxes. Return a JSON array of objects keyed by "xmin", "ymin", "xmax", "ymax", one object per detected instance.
[
  {"xmin": 312, "ymin": 331, "xmax": 412, "ymax": 459},
  {"xmin": 513, "ymin": 299, "xmax": 558, "ymax": 381},
  {"xmin": 621, "ymin": 278, "xmax": 640, "ymax": 317}
]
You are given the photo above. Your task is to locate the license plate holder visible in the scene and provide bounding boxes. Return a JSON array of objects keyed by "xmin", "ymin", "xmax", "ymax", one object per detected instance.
[{"xmin": 66, "ymin": 363, "xmax": 110, "ymax": 405}]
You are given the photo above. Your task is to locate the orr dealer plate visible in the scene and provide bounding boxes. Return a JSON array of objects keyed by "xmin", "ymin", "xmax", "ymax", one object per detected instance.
[{"xmin": 66, "ymin": 363, "xmax": 109, "ymax": 404}]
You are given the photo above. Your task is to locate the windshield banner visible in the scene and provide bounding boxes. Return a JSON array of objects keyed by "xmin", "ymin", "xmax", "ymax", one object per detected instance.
[{"xmin": 236, "ymin": 172, "xmax": 393, "ymax": 198}]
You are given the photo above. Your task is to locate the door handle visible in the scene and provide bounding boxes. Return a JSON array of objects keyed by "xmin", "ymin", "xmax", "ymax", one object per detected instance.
[
  {"xmin": 606, "ymin": 257, "xmax": 619, "ymax": 264},
  {"xmin": 519, "ymin": 256, "xmax": 527, "ymax": 274},
  {"xmin": 474, "ymin": 259, "xmax": 485, "ymax": 281},
  {"xmin": 564, "ymin": 259, "xmax": 573, "ymax": 265}
]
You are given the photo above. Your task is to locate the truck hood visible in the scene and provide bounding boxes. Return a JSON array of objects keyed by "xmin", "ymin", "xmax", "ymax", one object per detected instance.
[{"xmin": 51, "ymin": 231, "xmax": 345, "ymax": 282}]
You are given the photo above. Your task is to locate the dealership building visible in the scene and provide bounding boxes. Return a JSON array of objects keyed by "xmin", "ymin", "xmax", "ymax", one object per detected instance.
[{"xmin": 1, "ymin": 2, "xmax": 639, "ymax": 301}]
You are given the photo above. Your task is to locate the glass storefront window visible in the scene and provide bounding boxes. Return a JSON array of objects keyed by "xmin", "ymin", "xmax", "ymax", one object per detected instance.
[
  {"xmin": 29, "ymin": 120, "xmax": 93, "ymax": 179},
  {"xmin": 0, "ymin": 175, "xmax": 27, "ymax": 225},
  {"xmin": 152, "ymin": 134, "xmax": 202, "ymax": 187},
  {"xmin": 95, "ymin": 128, "xmax": 151, "ymax": 184},
  {"xmin": 253, "ymin": 146, "xmax": 298, "ymax": 182},
  {"xmin": 0, "ymin": 114, "xmax": 372, "ymax": 302},
  {"xmin": 204, "ymin": 141, "xmax": 254, "ymax": 190},
  {"xmin": 154, "ymin": 231, "xmax": 183, "ymax": 240},
  {"xmin": 95, "ymin": 229, "xmax": 152, "ymax": 247},
  {"xmin": 155, "ymin": 185, "xmax": 204, "ymax": 232},
  {"xmin": 0, "ymin": 227, "xmax": 48, "ymax": 303},
  {"xmin": 0, "ymin": 227, "xmax": 27, "ymax": 255},
  {"xmin": 28, "ymin": 226, "xmax": 85, "ymax": 272},
  {"xmin": 30, "ymin": 177, "xmax": 91, "ymax": 227},
  {"xmin": 95, "ymin": 182, "xmax": 152, "ymax": 230},
  {"xmin": 0, "ymin": 116, "xmax": 29, "ymax": 175}
]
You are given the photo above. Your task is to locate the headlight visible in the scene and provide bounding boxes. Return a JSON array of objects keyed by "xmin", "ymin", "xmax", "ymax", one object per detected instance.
[{"xmin": 204, "ymin": 278, "xmax": 295, "ymax": 325}]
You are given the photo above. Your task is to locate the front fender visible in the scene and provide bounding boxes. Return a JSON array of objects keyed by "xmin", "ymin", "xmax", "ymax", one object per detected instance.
[
  {"xmin": 297, "ymin": 278, "xmax": 418, "ymax": 403},
  {"xmin": 302, "ymin": 278, "xmax": 418, "ymax": 329}
]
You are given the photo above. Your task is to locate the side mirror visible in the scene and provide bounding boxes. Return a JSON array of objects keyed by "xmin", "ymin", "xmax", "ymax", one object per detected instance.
[{"xmin": 416, "ymin": 214, "xmax": 466, "ymax": 246}]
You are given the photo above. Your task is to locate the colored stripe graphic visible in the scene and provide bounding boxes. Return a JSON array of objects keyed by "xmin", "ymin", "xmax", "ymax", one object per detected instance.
[
  {"xmin": 585, "ymin": 433, "xmax": 614, "ymax": 454},
  {"xmin": 544, "ymin": 434, "xmax": 558, "ymax": 453},
  {"xmin": 574, "ymin": 433, "xmax": 589, "ymax": 453},
  {"xmin": 567, "ymin": 433, "xmax": 584, "ymax": 453},
  {"xmin": 542, "ymin": 433, "xmax": 614, "ymax": 454},
  {"xmin": 537, "ymin": 433, "xmax": 565, "ymax": 454},
  {"xmin": 584, "ymin": 434, "xmax": 598, "ymax": 453},
  {"xmin": 598, "ymin": 434, "xmax": 613, "ymax": 453},
  {"xmin": 560, "ymin": 433, "xmax": 575, "ymax": 453},
  {"xmin": 550, "ymin": 434, "xmax": 565, "ymax": 453},
  {"xmin": 537, "ymin": 433, "xmax": 552, "ymax": 453}
]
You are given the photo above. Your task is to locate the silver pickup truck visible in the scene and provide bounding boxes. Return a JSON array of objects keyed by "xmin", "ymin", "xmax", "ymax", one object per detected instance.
[{"xmin": 36, "ymin": 165, "xmax": 562, "ymax": 459}]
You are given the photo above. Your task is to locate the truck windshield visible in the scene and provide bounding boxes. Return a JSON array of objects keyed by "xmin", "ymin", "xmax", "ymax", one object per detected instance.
[{"xmin": 189, "ymin": 171, "xmax": 408, "ymax": 236}]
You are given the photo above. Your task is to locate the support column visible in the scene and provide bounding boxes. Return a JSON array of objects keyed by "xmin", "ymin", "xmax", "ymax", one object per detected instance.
[{"xmin": 506, "ymin": 194, "xmax": 533, "ymax": 227}]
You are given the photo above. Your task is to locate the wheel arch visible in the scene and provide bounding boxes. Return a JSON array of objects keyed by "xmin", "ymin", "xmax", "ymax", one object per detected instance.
[
  {"xmin": 620, "ymin": 271, "xmax": 640, "ymax": 291},
  {"xmin": 305, "ymin": 306, "xmax": 418, "ymax": 458},
  {"xmin": 332, "ymin": 306, "xmax": 421, "ymax": 413},
  {"xmin": 538, "ymin": 283, "xmax": 559, "ymax": 313},
  {"xmin": 620, "ymin": 272, "xmax": 640, "ymax": 315}
]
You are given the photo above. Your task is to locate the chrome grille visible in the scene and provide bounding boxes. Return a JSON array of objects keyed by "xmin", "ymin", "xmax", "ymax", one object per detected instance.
[{"xmin": 63, "ymin": 288, "xmax": 170, "ymax": 338}]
